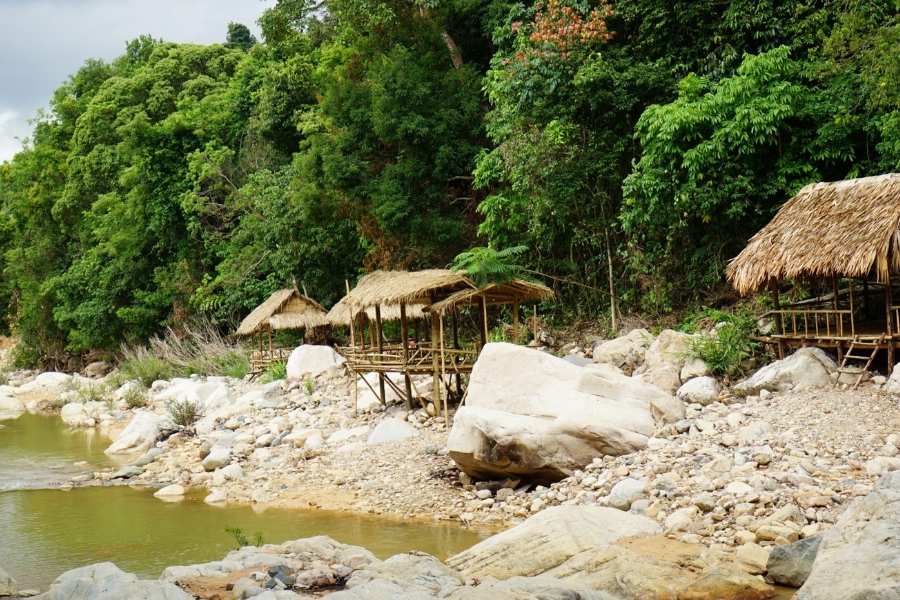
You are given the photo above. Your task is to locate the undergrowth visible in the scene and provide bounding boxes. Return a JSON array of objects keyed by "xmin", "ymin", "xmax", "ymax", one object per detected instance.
[
  {"xmin": 166, "ymin": 398, "xmax": 202, "ymax": 427},
  {"xmin": 259, "ymin": 360, "xmax": 287, "ymax": 383},
  {"xmin": 678, "ymin": 308, "xmax": 762, "ymax": 375},
  {"xmin": 121, "ymin": 320, "xmax": 249, "ymax": 386}
]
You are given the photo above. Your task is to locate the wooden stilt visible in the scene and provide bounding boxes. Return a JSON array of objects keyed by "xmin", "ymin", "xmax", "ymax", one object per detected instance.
[
  {"xmin": 481, "ymin": 296, "xmax": 489, "ymax": 344},
  {"xmin": 887, "ymin": 271, "xmax": 895, "ymax": 374},
  {"xmin": 375, "ymin": 305, "xmax": 385, "ymax": 405},
  {"xmin": 268, "ymin": 324, "xmax": 273, "ymax": 356},
  {"xmin": 414, "ymin": 319, "xmax": 420, "ymax": 345},
  {"xmin": 477, "ymin": 296, "xmax": 488, "ymax": 350},
  {"xmin": 512, "ymin": 301, "xmax": 519, "ymax": 345},
  {"xmin": 770, "ymin": 279, "xmax": 785, "ymax": 360},
  {"xmin": 347, "ymin": 281, "xmax": 355, "ymax": 347},
  {"xmin": 400, "ymin": 303, "xmax": 412, "ymax": 410},
  {"xmin": 440, "ymin": 313, "xmax": 448, "ymax": 423},
  {"xmin": 533, "ymin": 306, "xmax": 538, "ymax": 345},
  {"xmin": 452, "ymin": 309, "xmax": 462, "ymax": 397},
  {"xmin": 431, "ymin": 312, "xmax": 440, "ymax": 410},
  {"xmin": 368, "ymin": 319, "xmax": 375, "ymax": 349}
]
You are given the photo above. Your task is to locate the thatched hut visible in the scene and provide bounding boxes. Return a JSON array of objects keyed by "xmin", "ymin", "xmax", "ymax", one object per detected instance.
[
  {"xmin": 236, "ymin": 289, "xmax": 329, "ymax": 373},
  {"xmin": 330, "ymin": 269, "xmax": 554, "ymax": 416},
  {"xmin": 727, "ymin": 173, "xmax": 900, "ymax": 370}
]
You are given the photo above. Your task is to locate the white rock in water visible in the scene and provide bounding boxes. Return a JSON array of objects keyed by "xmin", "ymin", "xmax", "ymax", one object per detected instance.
[
  {"xmin": 37, "ymin": 562, "xmax": 192, "ymax": 600},
  {"xmin": 734, "ymin": 348, "xmax": 835, "ymax": 395},
  {"xmin": 286, "ymin": 345, "xmax": 345, "ymax": 380},
  {"xmin": 448, "ymin": 343, "xmax": 664, "ymax": 484},
  {"xmin": 0, "ymin": 396, "xmax": 25, "ymax": 412},
  {"xmin": 797, "ymin": 471, "xmax": 900, "ymax": 599},
  {"xmin": 105, "ymin": 412, "xmax": 176, "ymax": 455},
  {"xmin": 366, "ymin": 419, "xmax": 418, "ymax": 444},
  {"xmin": 154, "ymin": 484, "xmax": 185, "ymax": 498},
  {"xmin": 676, "ymin": 376, "xmax": 720, "ymax": 406},
  {"xmin": 204, "ymin": 491, "xmax": 228, "ymax": 505},
  {"xmin": 0, "ymin": 567, "xmax": 17, "ymax": 596}
]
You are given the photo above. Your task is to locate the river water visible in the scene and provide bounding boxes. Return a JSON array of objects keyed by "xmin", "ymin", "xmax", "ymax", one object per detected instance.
[{"xmin": 0, "ymin": 412, "xmax": 491, "ymax": 591}]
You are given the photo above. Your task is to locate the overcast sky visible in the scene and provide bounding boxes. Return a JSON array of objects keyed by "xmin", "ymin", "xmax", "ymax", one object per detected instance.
[{"xmin": 0, "ymin": 0, "xmax": 277, "ymax": 162}]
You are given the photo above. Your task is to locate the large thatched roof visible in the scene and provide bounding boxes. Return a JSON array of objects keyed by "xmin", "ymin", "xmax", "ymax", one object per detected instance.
[
  {"xmin": 726, "ymin": 173, "xmax": 900, "ymax": 295},
  {"xmin": 235, "ymin": 289, "xmax": 329, "ymax": 336},
  {"xmin": 326, "ymin": 269, "xmax": 554, "ymax": 324}
]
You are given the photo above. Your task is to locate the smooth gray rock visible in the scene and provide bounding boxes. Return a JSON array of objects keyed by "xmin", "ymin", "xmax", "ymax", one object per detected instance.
[
  {"xmin": 0, "ymin": 567, "xmax": 17, "ymax": 597},
  {"xmin": 797, "ymin": 471, "xmax": 900, "ymax": 599},
  {"xmin": 130, "ymin": 447, "xmax": 163, "ymax": 467},
  {"xmin": 202, "ymin": 447, "xmax": 231, "ymax": 471},
  {"xmin": 366, "ymin": 419, "xmax": 418, "ymax": 445},
  {"xmin": 344, "ymin": 553, "xmax": 463, "ymax": 595},
  {"xmin": 109, "ymin": 466, "xmax": 143, "ymax": 479},
  {"xmin": 767, "ymin": 536, "xmax": 821, "ymax": 587},
  {"xmin": 34, "ymin": 562, "xmax": 192, "ymax": 600},
  {"xmin": 480, "ymin": 576, "xmax": 615, "ymax": 599},
  {"xmin": 676, "ymin": 376, "xmax": 720, "ymax": 406},
  {"xmin": 607, "ymin": 478, "xmax": 646, "ymax": 511},
  {"xmin": 562, "ymin": 356, "xmax": 593, "ymax": 367},
  {"xmin": 734, "ymin": 347, "xmax": 835, "ymax": 395}
]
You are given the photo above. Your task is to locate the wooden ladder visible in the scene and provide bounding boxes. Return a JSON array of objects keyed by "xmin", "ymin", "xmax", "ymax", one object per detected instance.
[{"xmin": 832, "ymin": 334, "xmax": 885, "ymax": 390}]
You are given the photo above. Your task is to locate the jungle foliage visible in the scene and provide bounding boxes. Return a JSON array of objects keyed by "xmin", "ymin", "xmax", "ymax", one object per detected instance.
[{"xmin": 1, "ymin": 0, "xmax": 899, "ymax": 361}]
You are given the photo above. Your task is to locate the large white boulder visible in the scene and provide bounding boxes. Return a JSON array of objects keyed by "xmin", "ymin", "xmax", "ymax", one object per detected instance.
[
  {"xmin": 734, "ymin": 348, "xmax": 835, "ymax": 395},
  {"xmin": 796, "ymin": 471, "xmax": 900, "ymax": 599},
  {"xmin": 0, "ymin": 395, "xmax": 25, "ymax": 412},
  {"xmin": 286, "ymin": 345, "xmax": 345, "ymax": 380},
  {"xmin": 447, "ymin": 343, "xmax": 664, "ymax": 483},
  {"xmin": 13, "ymin": 371, "xmax": 72, "ymax": 396},
  {"xmin": 35, "ymin": 562, "xmax": 191, "ymax": 600},
  {"xmin": 676, "ymin": 376, "xmax": 721, "ymax": 406},
  {"xmin": 105, "ymin": 412, "xmax": 176, "ymax": 455},
  {"xmin": 644, "ymin": 329, "xmax": 693, "ymax": 370},
  {"xmin": 367, "ymin": 419, "xmax": 418, "ymax": 444},
  {"xmin": 592, "ymin": 328, "xmax": 652, "ymax": 373},
  {"xmin": 60, "ymin": 401, "xmax": 107, "ymax": 427}
]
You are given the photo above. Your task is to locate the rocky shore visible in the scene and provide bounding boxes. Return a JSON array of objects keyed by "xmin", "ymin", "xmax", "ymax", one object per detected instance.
[{"xmin": 3, "ymin": 329, "xmax": 900, "ymax": 598}]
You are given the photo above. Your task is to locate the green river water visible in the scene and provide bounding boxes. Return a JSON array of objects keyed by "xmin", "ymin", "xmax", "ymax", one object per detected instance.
[{"xmin": 0, "ymin": 412, "xmax": 491, "ymax": 592}]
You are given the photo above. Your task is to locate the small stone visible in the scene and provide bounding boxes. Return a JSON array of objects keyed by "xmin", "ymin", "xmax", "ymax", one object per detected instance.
[
  {"xmin": 725, "ymin": 481, "xmax": 754, "ymax": 496},
  {"xmin": 608, "ymin": 478, "xmax": 646, "ymax": 511},
  {"xmin": 425, "ymin": 445, "xmax": 439, "ymax": 454},
  {"xmin": 476, "ymin": 489, "xmax": 492, "ymax": 499},
  {"xmin": 110, "ymin": 466, "xmax": 143, "ymax": 479},
  {"xmin": 153, "ymin": 484, "xmax": 185, "ymax": 498},
  {"xmin": 735, "ymin": 531, "xmax": 757, "ymax": 545}
]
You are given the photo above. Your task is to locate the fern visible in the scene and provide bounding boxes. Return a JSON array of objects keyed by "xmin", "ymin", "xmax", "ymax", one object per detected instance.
[{"xmin": 449, "ymin": 245, "xmax": 529, "ymax": 289}]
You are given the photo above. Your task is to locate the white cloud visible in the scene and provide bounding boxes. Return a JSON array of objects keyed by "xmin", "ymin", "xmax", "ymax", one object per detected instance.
[{"xmin": 0, "ymin": 0, "xmax": 277, "ymax": 162}]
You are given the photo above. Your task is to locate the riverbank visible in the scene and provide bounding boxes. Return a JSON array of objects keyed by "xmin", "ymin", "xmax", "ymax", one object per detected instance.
[{"xmin": 3, "ymin": 339, "xmax": 900, "ymax": 597}]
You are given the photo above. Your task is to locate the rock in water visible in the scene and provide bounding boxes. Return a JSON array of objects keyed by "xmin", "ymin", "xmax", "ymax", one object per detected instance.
[
  {"xmin": 0, "ymin": 567, "xmax": 17, "ymax": 597},
  {"xmin": 767, "ymin": 536, "xmax": 821, "ymax": 587},
  {"xmin": 447, "ymin": 343, "xmax": 662, "ymax": 483},
  {"xmin": 734, "ymin": 348, "xmax": 835, "ymax": 395},
  {"xmin": 446, "ymin": 505, "xmax": 660, "ymax": 579},
  {"xmin": 153, "ymin": 484, "xmax": 185, "ymax": 499},
  {"xmin": 796, "ymin": 471, "xmax": 900, "ymax": 599},
  {"xmin": 36, "ymin": 562, "xmax": 191, "ymax": 600},
  {"xmin": 105, "ymin": 412, "xmax": 176, "ymax": 455},
  {"xmin": 286, "ymin": 345, "xmax": 345, "ymax": 380}
]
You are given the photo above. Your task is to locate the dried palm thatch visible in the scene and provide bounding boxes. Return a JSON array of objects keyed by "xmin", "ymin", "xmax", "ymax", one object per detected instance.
[
  {"xmin": 727, "ymin": 173, "xmax": 900, "ymax": 295},
  {"xmin": 326, "ymin": 298, "xmax": 427, "ymax": 325},
  {"xmin": 339, "ymin": 269, "xmax": 471, "ymax": 308},
  {"xmin": 235, "ymin": 289, "xmax": 329, "ymax": 336},
  {"xmin": 427, "ymin": 280, "xmax": 555, "ymax": 314}
]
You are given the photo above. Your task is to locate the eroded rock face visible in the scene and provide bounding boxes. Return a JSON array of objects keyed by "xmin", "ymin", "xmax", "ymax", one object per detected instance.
[
  {"xmin": 593, "ymin": 329, "xmax": 652, "ymax": 373},
  {"xmin": 447, "ymin": 344, "xmax": 664, "ymax": 483},
  {"xmin": 796, "ymin": 471, "xmax": 900, "ymax": 599},
  {"xmin": 286, "ymin": 345, "xmax": 345, "ymax": 380},
  {"xmin": 104, "ymin": 412, "xmax": 176, "ymax": 455},
  {"xmin": 446, "ymin": 505, "xmax": 660, "ymax": 579},
  {"xmin": 734, "ymin": 348, "xmax": 835, "ymax": 396}
]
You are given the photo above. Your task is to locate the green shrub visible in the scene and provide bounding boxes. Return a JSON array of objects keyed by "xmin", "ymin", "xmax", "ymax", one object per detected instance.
[
  {"xmin": 224, "ymin": 525, "xmax": 249, "ymax": 550},
  {"xmin": 304, "ymin": 375, "xmax": 314, "ymax": 395},
  {"xmin": 166, "ymin": 398, "xmax": 201, "ymax": 427},
  {"xmin": 122, "ymin": 385, "xmax": 148, "ymax": 409},
  {"xmin": 680, "ymin": 310, "xmax": 761, "ymax": 375},
  {"xmin": 70, "ymin": 380, "xmax": 110, "ymax": 403},
  {"xmin": 259, "ymin": 360, "xmax": 287, "ymax": 383}
]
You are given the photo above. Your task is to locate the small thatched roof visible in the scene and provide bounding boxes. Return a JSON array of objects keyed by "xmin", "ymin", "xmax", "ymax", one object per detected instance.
[
  {"xmin": 236, "ymin": 289, "xmax": 329, "ymax": 336},
  {"xmin": 727, "ymin": 173, "xmax": 900, "ymax": 295},
  {"xmin": 337, "ymin": 270, "xmax": 470, "ymax": 309},
  {"xmin": 426, "ymin": 280, "xmax": 555, "ymax": 314}
]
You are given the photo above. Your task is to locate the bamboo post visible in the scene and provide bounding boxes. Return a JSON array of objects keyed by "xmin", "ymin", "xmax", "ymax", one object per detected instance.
[
  {"xmin": 268, "ymin": 324, "xmax": 273, "ymax": 357},
  {"xmin": 452, "ymin": 308, "xmax": 462, "ymax": 397},
  {"xmin": 346, "ymin": 280, "xmax": 355, "ymax": 347},
  {"xmin": 368, "ymin": 319, "xmax": 375, "ymax": 349},
  {"xmin": 481, "ymin": 296, "xmax": 489, "ymax": 344},
  {"xmin": 400, "ymin": 303, "xmax": 412, "ymax": 410},
  {"xmin": 770, "ymin": 278, "xmax": 784, "ymax": 359},
  {"xmin": 477, "ymin": 296, "xmax": 488, "ymax": 350},
  {"xmin": 533, "ymin": 306, "xmax": 538, "ymax": 345},
  {"xmin": 431, "ymin": 312, "xmax": 440, "ymax": 411},
  {"xmin": 413, "ymin": 319, "xmax": 420, "ymax": 345},
  {"xmin": 440, "ymin": 313, "xmax": 448, "ymax": 422},
  {"xmin": 887, "ymin": 271, "xmax": 895, "ymax": 374},
  {"xmin": 512, "ymin": 300, "xmax": 519, "ymax": 345},
  {"xmin": 849, "ymin": 278, "xmax": 855, "ymax": 335},
  {"xmin": 375, "ymin": 305, "xmax": 385, "ymax": 405}
]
